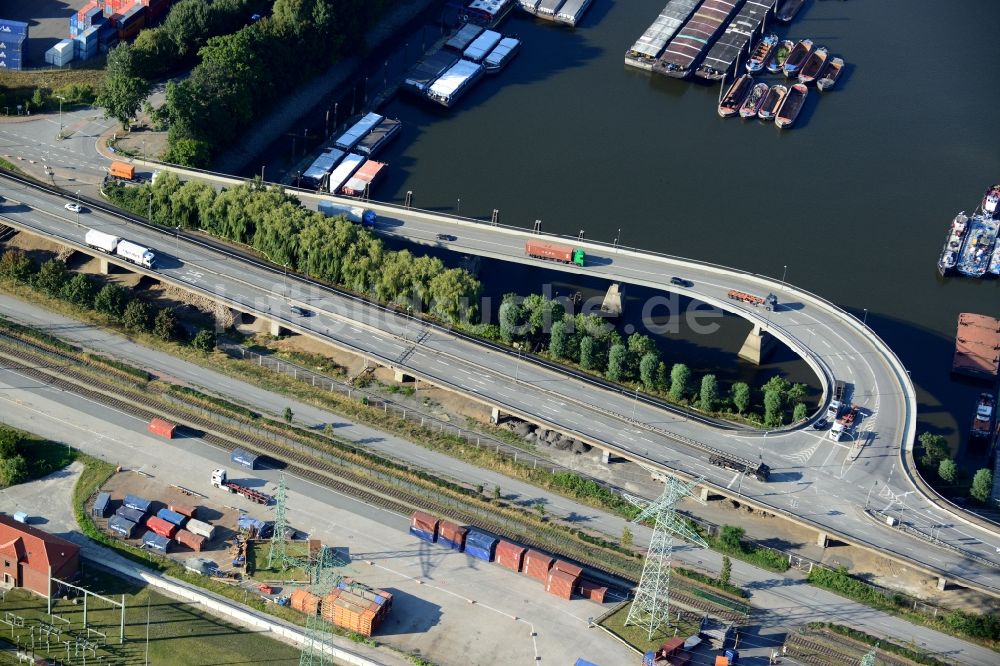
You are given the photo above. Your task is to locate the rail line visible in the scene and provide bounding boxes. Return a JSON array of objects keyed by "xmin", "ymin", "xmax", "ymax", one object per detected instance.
[{"xmin": 785, "ymin": 632, "xmax": 914, "ymax": 666}]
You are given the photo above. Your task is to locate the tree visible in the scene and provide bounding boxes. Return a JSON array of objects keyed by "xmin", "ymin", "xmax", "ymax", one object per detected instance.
[
  {"xmin": 793, "ymin": 402, "xmax": 808, "ymax": 422},
  {"xmin": 33, "ymin": 259, "xmax": 68, "ymax": 296},
  {"xmin": 0, "ymin": 249, "xmax": 35, "ymax": 282},
  {"xmin": 606, "ymin": 343, "xmax": 628, "ymax": 382},
  {"xmin": 918, "ymin": 433, "xmax": 950, "ymax": 470},
  {"xmin": 31, "ymin": 88, "xmax": 45, "ymax": 111},
  {"xmin": 719, "ymin": 525, "xmax": 745, "ymax": 553},
  {"xmin": 283, "ymin": 406, "xmax": 294, "ymax": 423},
  {"xmin": 786, "ymin": 383, "xmax": 808, "ymax": 405},
  {"xmin": 97, "ymin": 43, "xmax": 150, "ymax": 129},
  {"xmin": 498, "ymin": 298, "xmax": 524, "ymax": 344},
  {"xmin": 94, "ymin": 283, "xmax": 129, "ymax": 320},
  {"xmin": 153, "ymin": 308, "xmax": 179, "ymax": 341},
  {"xmin": 731, "ymin": 382, "xmax": 751, "ymax": 414},
  {"xmin": 621, "ymin": 525, "xmax": 633, "ymax": 548},
  {"xmin": 719, "ymin": 555, "xmax": 732, "ymax": 587},
  {"xmin": 548, "ymin": 320, "xmax": 568, "ymax": 359},
  {"xmin": 190, "ymin": 329, "xmax": 216, "ymax": 352},
  {"xmin": 534, "ymin": 502, "xmax": 546, "ymax": 519},
  {"xmin": 938, "ymin": 458, "xmax": 958, "ymax": 484},
  {"xmin": 60, "ymin": 273, "xmax": 96, "ymax": 308},
  {"xmin": 970, "ymin": 468, "xmax": 993, "ymax": 503},
  {"xmin": 639, "ymin": 352, "xmax": 659, "ymax": 391},
  {"xmin": 0, "ymin": 455, "xmax": 28, "ymax": 487},
  {"xmin": 493, "ymin": 485, "xmax": 501, "ymax": 500},
  {"xmin": 669, "ymin": 363, "xmax": 691, "ymax": 401},
  {"xmin": 0, "ymin": 427, "xmax": 19, "ymax": 458},
  {"xmin": 579, "ymin": 335, "xmax": 597, "ymax": 371},
  {"xmin": 700, "ymin": 374, "xmax": 719, "ymax": 411},
  {"xmin": 763, "ymin": 389, "xmax": 783, "ymax": 427},
  {"xmin": 122, "ymin": 299, "xmax": 152, "ymax": 331}
]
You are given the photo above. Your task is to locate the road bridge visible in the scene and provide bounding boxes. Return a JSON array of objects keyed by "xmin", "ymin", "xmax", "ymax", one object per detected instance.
[{"xmin": 2, "ymin": 170, "xmax": 1000, "ymax": 597}]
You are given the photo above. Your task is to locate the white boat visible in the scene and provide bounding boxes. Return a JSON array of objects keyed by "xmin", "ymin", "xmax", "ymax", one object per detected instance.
[{"xmin": 426, "ymin": 59, "xmax": 485, "ymax": 107}]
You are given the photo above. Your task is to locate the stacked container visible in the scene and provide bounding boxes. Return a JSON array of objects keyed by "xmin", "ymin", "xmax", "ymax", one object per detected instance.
[
  {"xmin": 108, "ymin": 515, "xmax": 138, "ymax": 538},
  {"xmin": 115, "ymin": 4, "xmax": 146, "ymax": 41},
  {"xmin": 174, "ymin": 529, "xmax": 205, "ymax": 552},
  {"xmin": 437, "ymin": 520, "xmax": 467, "ymax": 551},
  {"xmin": 146, "ymin": 515, "xmax": 178, "ymax": 539},
  {"xmin": 409, "ymin": 511, "xmax": 439, "ymax": 543},
  {"xmin": 142, "ymin": 530, "xmax": 171, "ymax": 553},
  {"xmin": 98, "ymin": 21, "xmax": 119, "ymax": 52},
  {"xmin": 156, "ymin": 507, "xmax": 187, "ymax": 528},
  {"xmin": 289, "ymin": 589, "xmax": 322, "ymax": 615},
  {"xmin": 523, "ymin": 550, "xmax": 554, "ymax": 582},
  {"xmin": 45, "ymin": 39, "xmax": 75, "ymax": 67},
  {"xmin": 116, "ymin": 506, "xmax": 146, "ymax": 524},
  {"xmin": 75, "ymin": 26, "xmax": 100, "ymax": 61},
  {"xmin": 464, "ymin": 530, "xmax": 498, "ymax": 561},
  {"xmin": 495, "ymin": 540, "xmax": 526, "ymax": 572},
  {"xmin": 326, "ymin": 590, "xmax": 380, "ymax": 637},
  {"xmin": 104, "ymin": 0, "xmax": 136, "ymax": 14}
]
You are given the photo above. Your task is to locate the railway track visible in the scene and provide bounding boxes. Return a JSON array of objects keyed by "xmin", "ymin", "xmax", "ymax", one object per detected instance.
[
  {"xmin": 785, "ymin": 632, "xmax": 913, "ymax": 666},
  {"xmin": 0, "ymin": 331, "xmax": 645, "ymax": 588}
]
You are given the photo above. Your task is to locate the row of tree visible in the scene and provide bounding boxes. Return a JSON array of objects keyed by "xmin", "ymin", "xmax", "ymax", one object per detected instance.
[
  {"xmin": 105, "ymin": 175, "xmax": 482, "ymax": 323},
  {"xmin": 918, "ymin": 432, "xmax": 994, "ymax": 504},
  {"xmin": 0, "ymin": 426, "xmax": 28, "ymax": 487}
]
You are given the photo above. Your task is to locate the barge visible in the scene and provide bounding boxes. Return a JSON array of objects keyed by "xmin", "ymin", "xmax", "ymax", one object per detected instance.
[
  {"xmin": 625, "ymin": 0, "xmax": 702, "ymax": 71},
  {"xmin": 327, "ymin": 153, "xmax": 366, "ymax": 194},
  {"xmin": 484, "ymin": 37, "xmax": 521, "ymax": 73},
  {"xmin": 953, "ymin": 313, "xmax": 1000, "ymax": 380},
  {"xmin": 956, "ymin": 214, "xmax": 1000, "ymax": 277},
  {"xmin": 334, "ymin": 112, "xmax": 383, "ymax": 151},
  {"xmin": 301, "ymin": 148, "xmax": 345, "ymax": 190},
  {"xmin": 355, "ymin": 118, "xmax": 401, "ymax": 157},
  {"xmin": 775, "ymin": 82, "xmax": 807, "ymax": 128},
  {"xmin": 463, "ymin": 29, "xmax": 503, "ymax": 63},
  {"xmin": 340, "ymin": 160, "xmax": 386, "ymax": 197},
  {"xmin": 445, "ymin": 24, "xmax": 484, "ymax": 52},
  {"xmin": 555, "ymin": 0, "xmax": 594, "ymax": 26},
  {"xmin": 696, "ymin": 0, "xmax": 776, "ymax": 81},
  {"xmin": 653, "ymin": 0, "xmax": 742, "ymax": 79},
  {"xmin": 718, "ymin": 74, "xmax": 753, "ymax": 117},
  {"xmin": 426, "ymin": 59, "xmax": 485, "ymax": 107},
  {"xmin": 403, "ymin": 50, "xmax": 458, "ymax": 95},
  {"xmin": 466, "ymin": 0, "xmax": 516, "ymax": 27},
  {"xmin": 775, "ymin": 0, "xmax": 804, "ymax": 22}
]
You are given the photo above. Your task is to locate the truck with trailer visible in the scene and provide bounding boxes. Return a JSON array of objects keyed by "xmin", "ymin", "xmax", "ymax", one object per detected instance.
[
  {"xmin": 524, "ymin": 241, "xmax": 586, "ymax": 267},
  {"xmin": 708, "ymin": 450, "xmax": 770, "ymax": 482},
  {"xmin": 211, "ymin": 468, "xmax": 271, "ymax": 504},
  {"xmin": 108, "ymin": 161, "xmax": 135, "ymax": 180},
  {"xmin": 829, "ymin": 404, "xmax": 859, "ymax": 441},
  {"xmin": 84, "ymin": 229, "xmax": 156, "ymax": 269},
  {"xmin": 727, "ymin": 289, "xmax": 777, "ymax": 311},
  {"xmin": 317, "ymin": 200, "xmax": 377, "ymax": 227},
  {"xmin": 824, "ymin": 380, "xmax": 846, "ymax": 425}
]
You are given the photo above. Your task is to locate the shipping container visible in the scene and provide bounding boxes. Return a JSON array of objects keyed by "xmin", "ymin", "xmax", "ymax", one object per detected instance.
[
  {"xmin": 0, "ymin": 19, "xmax": 29, "ymax": 38},
  {"xmin": 174, "ymin": 529, "xmax": 205, "ymax": 552},
  {"xmin": 495, "ymin": 540, "xmax": 526, "ymax": 572},
  {"xmin": 409, "ymin": 511, "xmax": 439, "ymax": 543},
  {"xmin": 108, "ymin": 515, "xmax": 138, "ymax": 538},
  {"xmin": 577, "ymin": 580, "xmax": 608, "ymax": 603},
  {"xmin": 123, "ymin": 494, "xmax": 152, "ymax": 513},
  {"xmin": 92, "ymin": 491, "xmax": 112, "ymax": 518},
  {"xmin": 185, "ymin": 518, "xmax": 216, "ymax": 540},
  {"xmin": 437, "ymin": 521, "xmax": 467, "ymax": 551},
  {"xmin": 156, "ymin": 508, "xmax": 187, "ymax": 528},
  {"xmin": 524, "ymin": 241, "xmax": 585, "ymax": 266},
  {"xmin": 340, "ymin": 160, "xmax": 385, "ymax": 197},
  {"xmin": 147, "ymin": 417, "xmax": 176, "ymax": 439},
  {"xmin": 328, "ymin": 591, "xmax": 380, "ymax": 637},
  {"xmin": 553, "ymin": 560, "xmax": 583, "ymax": 578},
  {"xmin": 327, "ymin": 153, "xmax": 366, "ymax": 195},
  {"xmin": 109, "ymin": 161, "xmax": 136, "ymax": 180},
  {"xmin": 142, "ymin": 530, "xmax": 171, "ymax": 553},
  {"xmin": 545, "ymin": 568, "xmax": 577, "ymax": 600},
  {"xmin": 237, "ymin": 515, "xmax": 271, "ymax": 538},
  {"xmin": 290, "ymin": 589, "xmax": 322, "ymax": 615},
  {"xmin": 464, "ymin": 530, "xmax": 498, "ymax": 562},
  {"xmin": 524, "ymin": 550, "xmax": 554, "ymax": 582},
  {"xmin": 169, "ymin": 503, "xmax": 196, "ymax": 519},
  {"xmin": 146, "ymin": 516, "xmax": 178, "ymax": 539},
  {"xmin": 116, "ymin": 506, "xmax": 146, "ymax": 524},
  {"xmin": 230, "ymin": 448, "xmax": 260, "ymax": 469}
]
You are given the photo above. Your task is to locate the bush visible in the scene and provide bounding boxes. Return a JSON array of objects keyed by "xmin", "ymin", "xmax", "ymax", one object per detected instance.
[
  {"xmin": 970, "ymin": 468, "xmax": 993, "ymax": 503},
  {"xmin": 0, "ymin": 455, "xmax": 28, "ymax": 487},
  {"xmin": 60, "ymin": 273, "xmax": 97, "ymax": 307},
  {"xmin": 94, "ymin": 283, "xmax": 129, "ymax": 320},
  {"xmin": 122, "ymin": 299, "xmax": 152, "ymax": 331},
  {"xmin": 153, "ymin": 308, "xmax": 180, "ymax": 341},
  {"xmin": 0, "ymin": 249, "xmax": 36, "ymax": 282},
  {"xmin": 190, "ymin": 329, "xmax": 216, "ymax": 352},
  {"xmin": 33, "ymin": 259, "xmax": 68, "ymax": 296}
]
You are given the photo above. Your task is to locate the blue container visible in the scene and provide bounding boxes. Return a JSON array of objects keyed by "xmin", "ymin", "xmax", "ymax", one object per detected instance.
[
  {"xmin": 725, "ymin": 649, "xmax": 739, "ymax": 664},
  {"xmin": 438, "ymin": 535, "xmax": 463, "ymax": 551},
  {"xmin": 409, "ymin": 526, "xmax": 436, "ymax": 543},
  {"xmin": 465, "ymin": 544, "xmax": 492, "ymax": 561},
  {"xmin": 141, "ymin": 530, "xmax": 171, "ymax": 553},
  {"xmin": 92, "ymin": 492, "xmax": 112, "ymax": 518},
  {"xmin": 642, "ymin": 654, "xmax": 656, "ymax": 666},
  {"xmin": 80, "ymin": 26, "xmax": 99, "ymax": 43},
  {"xmin": 123, "ymin": 494, "xmax": 152, "ymax": 513},
  {"xmin": 109, "ymin": 515, "xmax": 138, "ymax": 538},
  {"xmin": 575, "ymin": 661, "xmax": 601, "ymax": 666},
  {"xmin": 157, "ymin": 508, "xmax": 187, "ymax": 527},
  {"xmin": 0, "ymin": 19, "xmax": 29, "ymax": 38},
  {"xmin": 116, "ymin": 506, "xmax": 146, "ymax": 524},
  {"xmin": 464, "ymin": 530, "xmax": 498, "ymax": 561}
]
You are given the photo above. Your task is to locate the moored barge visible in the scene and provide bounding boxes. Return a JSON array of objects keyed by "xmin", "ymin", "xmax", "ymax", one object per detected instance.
[
  {"xmin": 625, "ymin": 0, "xmax": 702, "ymax": 71},
  {"xmin": 696, "ymin": 0, "xmax": 776, "ymax": 81},
  {"xmin": 653, "ymin": 0, "xmax": 742, "ymax": 79},
  {"xmin": 426, "ymin": 59, "xmax": 485, "ymax": 107},
  {"xmin": 953, "ymin": 313, "xmax": 1000, "ymax": 380}
]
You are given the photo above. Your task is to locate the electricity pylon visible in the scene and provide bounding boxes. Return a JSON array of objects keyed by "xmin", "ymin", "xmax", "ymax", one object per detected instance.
[
  {"xmin": 299, "ymin": 546, "xmax": 347, "ymax": 666},
  {"xmin": 268, "ymin": 475, "xmax": 290, "ymax": 570},
  {"xmin": 860, "ymin": 643, "xmax": 879, "ymax": 666}
]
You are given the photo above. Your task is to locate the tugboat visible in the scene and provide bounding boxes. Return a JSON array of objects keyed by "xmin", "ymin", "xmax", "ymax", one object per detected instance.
[
  {"xmin": 767, "ymin": 39, "xmax": 794, "ymax": 74},
  {"xmin": 758, "ymin": 84, "xmax": 788, "ymax": 120},
  {"xmin": 980, "ymin": 184, "xmax": 1000, "ymax": 218},
  {"xmin": 957, "ymin": 213, "xmax": 1000, "ymax": 277},
  {"xmin": 775, "ymin": 0, "xmax": 806, "ymax": 22},
  {"xmin": 782, "ymin": 39, "xmax": 814, "ymax": 78},
  {"xmin": 775, "ymin": 83, "xmax": 808, "ymax": 129},
  {"xmin": 971, "ymin": 393, "xmax": 995, "ymax": 439},
  {"xmin": 938, "ymin": 212, "xmax": 969, "ymax": 276},
  {"xmin": 798, "ymin": 46, "xmax": 829, "ymax": 84},
  {"xmin": 989, "ymin": 241, "xmax": 1000, "ymax": 276},
  {"xmin": 817, "ymin": 57, "xmax": 844, "ymax": 91},
  {"xmin": 718, "ymin": 74, "xmax": 754, "ymax": 118},
  {"xmin": 739, "ymin": 82, "xmax": 770, "ymax": 118},
  {"xmin": 746, "ymin": 34, "xmax": 779, "ymax": 73}
]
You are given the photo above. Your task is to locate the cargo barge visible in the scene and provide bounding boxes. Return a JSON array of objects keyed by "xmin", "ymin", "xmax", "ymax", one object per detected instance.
[
  {"xmin": 402, "ymin": 50, "xmax": 458, "ymax": 95},
  {"xmin": 445, "ymin": 24, "xmax": 484, "ymax": 52},
  {"xmin": 653, "ymin": 0, "xmax": 742, "ymax": 79},
  {"xmin": 334, "ymin": 112, "xmax": 383, "ymax": 151},
  {"xmin": 555, "ymin": 0, "xmax": 594, "ymax": 26},
  {"xmin": 956, "ymin": 214, "xmax": 1000, "ymax": 277},
  {"xmin": 696, "ymin": 0, "xmax": 775, "ymax": 81},
  {"xmin": 521, "ymin": 0, "xmax": 594, "ymax": 26},
  {"xmin": 624, "ymin": 0, "xmax": 702, "ymax": 71},
  {"xmin": 426, "ymin": 59, "xmax": 485, "ymax": 107},
  {"xmin": 484, "ymin": 37, "xmax": 521, "ymax": 73},
  {"xmin": 463, "ymin": 29, "xmax": 503, "ymax": 63},
  {"xmin": 327, "ymin": 153, "xmax": 365, "ymax": 194},
  {"xmin": 937, "ymin": 212, "xmax": 969, "ymax": 276},
  {"xmin": 301, "ymin": 148, "xmax": 345, "ymax": 189},
  {"xmin": 953, "ymin": 313, "xmax": 1000, "ymax": 380},
  {"xmin": 340, "ymin": 160, "xmax": 386, "ymax": 197},
  {"xmin": 355, "ymin": 118, "xmax": 401, "ymax": 157}
]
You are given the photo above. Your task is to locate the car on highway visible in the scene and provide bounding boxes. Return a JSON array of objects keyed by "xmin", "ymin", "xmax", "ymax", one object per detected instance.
[
  {"xmin": 436, "ymin": 233, "xmax": 457, "ymax": 242},
  {"xmin": 813, "ymin": 418, "xmax": 828, "ymax": 430},
  {"xmin": 670, "ymin": 277, "xmax": 693, "ymax": 287},
  {"xmin": 64, "ymin": 202, "xmax": 83, "ymax": 213},
  {"xmin": 290, "ymin": 306, "xmax": 313, "ymax": 317}
]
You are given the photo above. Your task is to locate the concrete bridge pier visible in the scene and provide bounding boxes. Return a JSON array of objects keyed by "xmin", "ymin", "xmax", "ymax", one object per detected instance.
[
  {"xmin": 937, "ymin": 576, "xmax": 948, "ymax": 591},
  {"xmin": 601, "ymin": 449, "xmax": 613, "ymax": 464},
  {"xmin": 816, "ymin": 532, "xmax": 829, "ymax": 548},
  {"xmin": 269, "ymin": 320, "xmax": 286, "ymax": 336},
  {"xmin": 98, "ymin": 257, "xmax": 110, "ymax": 275},
  {"xmin": 490, "ymin": 407, "xmax": 505, "ymax": 424},
  {"xmin": 393, "ymin": 369, "xmax": 415, "ymax": 383},
  {"xmin": 738, "ymin": 325, "xmax": 775, "ymax": 365}
]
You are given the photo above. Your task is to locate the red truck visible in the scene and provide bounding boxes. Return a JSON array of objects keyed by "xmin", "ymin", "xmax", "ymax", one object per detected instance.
[{"xmin": 525, "ymin": 241, "xmax": 586, "ymax": 267}]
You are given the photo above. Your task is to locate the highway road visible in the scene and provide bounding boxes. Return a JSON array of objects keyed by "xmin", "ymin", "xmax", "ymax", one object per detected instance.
[{"xmin": 1, "ymin": 171, "xmax": 999, "ymax": 594}]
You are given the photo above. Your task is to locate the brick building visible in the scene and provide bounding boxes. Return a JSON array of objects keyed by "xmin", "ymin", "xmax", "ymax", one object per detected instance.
[{"xmin": 0, "ymin": 515, "xmax": 80, "ymax": 597}]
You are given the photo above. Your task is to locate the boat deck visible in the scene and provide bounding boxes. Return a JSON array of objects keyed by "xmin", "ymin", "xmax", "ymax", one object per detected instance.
[
  {"xmin": 957, "ymin": 214, "xmax": 1000, "ymax": 277},
  {"xmin": 403, "ymin": 50, "xmax": 459, "ymax": 94},
  {"xmin": 697, "ymin": 0, "xmax": 775, "ymax": 79},
  {"xmin": 355, "ymin": 118, "xmax": 401, "ymax": 156},
  {"xmin": 625, "ymin": 0, "xmax": 702, "ymax": 70},
  {"xmin": 555, "ymin": 0, "xmax": 594, "ymax": 26},
  {"xmin": 655, "ymin": 0, "xmax": 742, "ymax": 75},
  {"xmin": 953, "ymin": 313, "xmax": 1000, "ymax": 380}
]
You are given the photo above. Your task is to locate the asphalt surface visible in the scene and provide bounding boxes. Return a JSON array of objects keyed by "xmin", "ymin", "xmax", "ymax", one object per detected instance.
[
  {"xmin": 1, "ymin": 170, "xmax": 999, "ymax": 595},
  {"xmin": 0, "ymin": 351, "xmax": 996, "ymax": 665}
]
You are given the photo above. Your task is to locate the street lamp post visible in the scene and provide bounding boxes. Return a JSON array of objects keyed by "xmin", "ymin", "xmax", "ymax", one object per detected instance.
[
  {"xmin": 56, "ymin": 96, "xmax": 65, "ymax": 139},
  {"xmin": 862, "ymin": 308, "xmax": 869, "ymax": 326},
  {"xmin": 260, "ymin": 165, "xmax": 266, "ymax": 183},
  {"xmin": 148, "ymin": 192, "xmax": 153, "ymax": 221},
  {"xmin": 781, "ymin": 264, "xmax": 787, "ymax": 284},
  {"xmin": 456, "ymin": 198, "xmax": 461, "ymax": 215},
  {"xmin": 631, "ymin": 386, "xmax": 640, "ymax": 419},
  {"xmin": 283, "ymin": 263, "xmax": 288, "ymax": 292},
  {"xmin": 175, "ymin": 226, "xmax": 180, "ymax": 253},
  {"xmin": 75, "ymin": 190, "xmax": 80, "ymax": 227},
  {"xmin": 514, "ymin": 349, "xmax": 522, "ymax": 383}
]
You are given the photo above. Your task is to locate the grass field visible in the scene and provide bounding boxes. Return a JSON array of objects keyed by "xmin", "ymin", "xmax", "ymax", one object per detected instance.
[
  {"xmin": 250, "ymin": 541, "xmax": 312, "ymax": 583},
  {"xmin": 598, "ymin": 602, "xmax": 701, "ymax": 655},
  {"xmin": 0, "ymin": 422, "xmax": 75, "ymax": 488},
  {"xmin": 0, "ymin": 567, "xmax": 300, "ymax": 665},
  {"xmin": 0, "ymin": 64, "xmax": 105, "ymax": 105}
]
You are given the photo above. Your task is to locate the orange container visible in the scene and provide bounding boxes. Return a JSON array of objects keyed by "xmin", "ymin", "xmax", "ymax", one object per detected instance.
[
  {"xmin": 290, "ymin": 589, "xmax": 322, "ymax": 615},
  {"xmin": 169, "ymin": 503, "xmax": 196, "ymax": 519},
  {"xmin": 148, "ymin": 417, "xmax": 176, "ymax": 439}
]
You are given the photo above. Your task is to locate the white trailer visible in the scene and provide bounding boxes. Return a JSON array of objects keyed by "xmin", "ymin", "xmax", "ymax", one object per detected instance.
[
  {"xmin": 85, "ymin": 229, "xmax": 121, "ymax": 254},
  {"xmin": 115, "ymin": 239, "xmax": 155, "ymax": 269},
  {"xmin": 317, "ymin": 200, "xmax": 377, "ymax": 226}
]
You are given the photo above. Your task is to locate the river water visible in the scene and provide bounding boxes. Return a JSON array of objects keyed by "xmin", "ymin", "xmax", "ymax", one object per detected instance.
[{"xmin": 263, "ymin": 1, "xmax": 1000, "ymax": 463}]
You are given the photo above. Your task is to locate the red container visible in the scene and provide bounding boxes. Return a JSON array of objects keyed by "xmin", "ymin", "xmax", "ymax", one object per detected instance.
[
  {"xmin": 410, "ymin": 511, "xmax": 439, "ymax": 535},
  {"xmin": 523, "ymin": 550, "xmax": 554, "ymax": 582},
  {"xmin": 552, "ymin": 560, "xmax": 583, "ymax": 579},
  {"xmin": 169, "ymin": 503, "xmax": 196, "ymax": 519},
  {"xmin": 545, "ymin": 569, "xmax": 578, "ymax": 600},
  {"xmin": 437, "ymin": 520, "xmax": 467, "ymax": 549},
  {"xmin": 148, "ymin": 417, "xmax": 176, "ymax": 439},
  {"xmin": 146, "ymin": 516, "xmax": 178, "ymax": 539},
  {"xmin": 78, "ymin": 1, "xmax": 100, "ymax": 21},
  {"xmin": 577, "ymin": 580, "xmax": 608, "ymax": 603},
  {"xmin": 174, "ymin": 529, "xmax": 204, "ymax": 552},
  {"xmin": 524, "ymin": 241, "xmax": 574, "ymax": 263},
  {"xmin": 495, "ymin": 541, "xmax": 526, "ymax": 572}
]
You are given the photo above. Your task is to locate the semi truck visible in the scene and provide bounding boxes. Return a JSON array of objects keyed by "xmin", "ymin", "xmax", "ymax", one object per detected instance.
[
  {"xmin": 825, "ymin": 380, "xmax": 846, "ymax": 424},
  {"xmin": 108, "ymin": 161, "xmax": 136, "ymax": 180},
  {"xmin": 727, "ymin": 289, "xmax": 778, "ymax": 311},
  {"xmin": 708, "ymin": 451, "xmax": 770, "ymax": 482},
  {"xmin": 317, "ymin": 200, "xmax": 377, "ymax": 227},
  {"xmin": 84, "ymin": 229, "xmax": 156, "ymax": 269},
  {"xmin": 829, "ymin": 405, "xmax": 858, "ymax": 441},
  {"xmin": 211, "ymin": 469, "xmax": 271, "ymax": 504},
  {"xmin": 524, "ymin": 241, "xmax": 585, "ymax": 267}
]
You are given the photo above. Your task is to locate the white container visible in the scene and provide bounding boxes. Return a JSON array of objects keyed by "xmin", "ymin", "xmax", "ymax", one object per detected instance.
[
  {"xmin": 186, "ymin": 518, "xmax": 216, "ymax": 540},
  {"xmin": 85, "ymin": 229, "xmax": 120, "ymax": 253}
]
